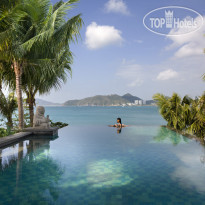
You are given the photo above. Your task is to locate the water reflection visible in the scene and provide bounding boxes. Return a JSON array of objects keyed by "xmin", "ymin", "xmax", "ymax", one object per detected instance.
[
  {"xmin": 153, "ymin": 126, "xmax": 190, "ymax": 145},
  {"xmin": 151, "ymin": 127, "xmax": 205, "ymax": 194},
  {"xmin": 199, "ymin": 143, "xmax": 205, "ymax": 166},
  {"xmin": 200, "ymin": 155, "xmax": 205, "ymax": 165},
  {"xmin": 117, "ymin": 128, "xmax": 122, "ymax": 134},
  {"xmin": 0, "ymin": 137, "xmax": 64, "ymax": 204},
  {"xmin": 171, "ymin": 144, "xmax": 205, "ymax": 193}
]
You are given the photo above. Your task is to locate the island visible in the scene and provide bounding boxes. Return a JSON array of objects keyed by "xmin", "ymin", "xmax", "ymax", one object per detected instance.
[{"xmin": 63, "ymin": 93, "xmax": 156, "ymax": 106}]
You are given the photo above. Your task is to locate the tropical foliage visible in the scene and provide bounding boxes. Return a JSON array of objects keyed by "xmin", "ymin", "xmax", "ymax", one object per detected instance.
[
  {"xmin": 153, "ymin": 93, "xmax": 205, "ymax": 139},
  {"xmin": 0, "ymin": 92, "xmax": 17, "ymax": 128},
  {"xmin": 0, "ymin": 0, "xmax": 82, "ymax": 129},
  {"xmin": 50, "ymin": 120, "xmax": 68, "ymax": 128}
]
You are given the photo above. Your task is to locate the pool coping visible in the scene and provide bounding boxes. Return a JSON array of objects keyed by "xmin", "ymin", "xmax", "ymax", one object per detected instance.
[
  {"xmin": 0, "ymin": 127, "xmax": 59, "ymax": 148},
  {"xmin": 24, "ymin": 127, "xmax": 59, "ymax": 136},
  {"xmin": 0, "ymin": 132, "xmax": 32, "ymax": 148}
]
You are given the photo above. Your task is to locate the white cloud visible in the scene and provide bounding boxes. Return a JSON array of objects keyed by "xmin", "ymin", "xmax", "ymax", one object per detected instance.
[
  {"xmin": 116, "ymin": 61, "xmax": 144, "ymax": 87},
  {"xmin": 156, "ymin": 69, "xmax": 178, "ymax": 81},
  {"xmin": 166, "ymin": 16, "xmax": 205, "ymax": 58},
  {"xmin": 85, "ymin": 22, "xmax": 123, "ymax": 50},
  {"xmin": 105, "ymin": 0, "xmax": 130, "ymax": 15},
  {"xmin": 174, "ymin": 43, "xmax": 203, "ymax": 58}
]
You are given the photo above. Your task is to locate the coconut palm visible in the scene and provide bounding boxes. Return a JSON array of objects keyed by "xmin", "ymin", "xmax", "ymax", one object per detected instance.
[
  {"xmin": 19, "ymin": 0, "xmax": 80, "ymax": 126},
  {"xmin": 0, "ymin": 0, "xmax": 82, "ymax": 129},
  {"xmin": 0, "ymin": 87, "xmax": 18, "ymax": 131},
  {"xmin": 189, "ymin": 94, "xmax": 205, "ymax": 138},
  {"xmin": 168, "ymin": 93, "xmax": 184, "ymax": 130},
  {"xmin": 153, "ymin": 93, "xmax": 185, "ymax": 130},
  {"xmin": 181, "ymin": 95, "xmax": 194, "ymax": 129},
  {"xmin": 154, "ymin": 92, "xmax": 205, "ymax": 139},
  {"xmin": 22, "ymin": 48, "xmax": 72, "ymax": 126},
  {"xmin": 0, "ymin": 0, "xmax": 25, "ymax": 129},
  {"xmin": 153, "ymin": 93, "xmax": 172, "ymax": 126},
  {"xmin": 0, "ymin": 68, "xmax": 18, "ymax": 130}
]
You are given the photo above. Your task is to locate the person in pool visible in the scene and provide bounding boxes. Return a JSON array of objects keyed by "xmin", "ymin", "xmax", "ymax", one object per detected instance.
[{"xmin": 109, "ymin": 118, "xmax": 127, "ymax": 128}]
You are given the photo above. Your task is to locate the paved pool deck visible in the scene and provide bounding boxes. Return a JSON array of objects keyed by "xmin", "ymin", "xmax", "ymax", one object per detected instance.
[
  {"xmin": 0, "ymin": 132, "xmax": 32, "ymax": 148},
  {"xmin": 0, "ymin": 127, "xmax": 59, "ymax": 148}
]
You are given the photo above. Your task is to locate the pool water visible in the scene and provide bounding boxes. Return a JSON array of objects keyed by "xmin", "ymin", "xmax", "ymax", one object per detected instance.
[{"xmin": 0, "ymin": 125, "xmax": 205, "ymax": 205}]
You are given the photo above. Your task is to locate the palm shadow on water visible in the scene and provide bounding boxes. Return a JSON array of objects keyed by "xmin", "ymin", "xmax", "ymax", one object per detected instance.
[
  {"xmin": 0, "ymin": 137, "xmax": 64, "ymax": 205},
  {"xmin": 153, "ymin": 126, "xmax": 189, "ymax": 145}
]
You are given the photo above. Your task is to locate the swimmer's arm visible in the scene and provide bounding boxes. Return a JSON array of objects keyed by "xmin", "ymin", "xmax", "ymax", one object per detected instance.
[
  {"xmin": 108, "ymin": 124, "xmax": 129, "ymax": 127},
  {"xmin": 121, "ymin": 124, "xmax": 129, "ymax": 127}
]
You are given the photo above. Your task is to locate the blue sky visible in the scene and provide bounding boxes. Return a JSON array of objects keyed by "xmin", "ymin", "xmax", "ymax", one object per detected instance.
[{"xmin": 40, "ymin": 0, "xmax": 205, "ymax": 103}]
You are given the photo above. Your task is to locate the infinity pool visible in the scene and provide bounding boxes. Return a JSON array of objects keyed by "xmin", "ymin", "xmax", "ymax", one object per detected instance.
[{"xmin": 0, "ymin": 125, "xmax": 205, "ymax": 204}]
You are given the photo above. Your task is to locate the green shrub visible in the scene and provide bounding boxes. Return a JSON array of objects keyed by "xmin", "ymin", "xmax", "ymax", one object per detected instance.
[{"xmin": 50, "ymin": 120, "xmax": 68, "ymax": 128}]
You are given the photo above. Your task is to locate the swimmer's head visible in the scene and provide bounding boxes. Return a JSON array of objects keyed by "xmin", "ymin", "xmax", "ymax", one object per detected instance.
[{"xmin": 117, "ymin": 118, "xmax": 121, "ymax": 124}]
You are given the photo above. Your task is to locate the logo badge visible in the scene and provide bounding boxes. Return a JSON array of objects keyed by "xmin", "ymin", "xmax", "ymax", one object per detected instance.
[{"xmin": 143, "ymin": 6, "xmax": 204, "ymax": 36}]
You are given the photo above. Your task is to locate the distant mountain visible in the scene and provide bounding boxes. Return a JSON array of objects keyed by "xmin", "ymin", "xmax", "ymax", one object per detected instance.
[
  {"xmin": 122, "ymin": 93, "xmax": 142, "ymax": 103},
  {"xmin": 36, "ymin": 99, "xmax": 61, "ymax": 106},
  {"xmin": 63, "ymin": 94, "xmax": 142, "ymax": 106}
]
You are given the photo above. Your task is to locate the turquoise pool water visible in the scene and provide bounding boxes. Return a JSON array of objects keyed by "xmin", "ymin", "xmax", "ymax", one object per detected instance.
[{"xmin": 1, "ymin": 107, "xmax": 205, "ymax": 204}]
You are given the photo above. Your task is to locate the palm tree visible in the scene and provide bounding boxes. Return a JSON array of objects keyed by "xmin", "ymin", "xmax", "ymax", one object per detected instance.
[
  {"xmin": 21, "ymin": 0, "xmax": 81, "ymax": 126},
  {"xmin": 189, "ymin": 94, "xmax": 205, "ymax": 138},
  {"xmin": 181, "ymin": 95, "xmax": 193, "ymax": 129},
  {"xmin": 168, "ymin": 93, "xmax": 184, "ymax": 130},
  {"xmin": 154, "ymin": 92, "xmax": 205, "ymax": 139},
  {"xmin": 22, "ymin": 48, "xmax": 72, "ymax": 126},
  {"xmin": 0, "ymin": 0, "xmax": 82, "ymax": 129},
  {"xmin": 21, "ymin": 0, "xmax": 82, "ymax": 126},
  {"xmin": 0, "ymin": 69, "xmax": 18, "ymax": 131},
  {"xmin": 153, "ymin": 93, "xmax": 185, "ymax": 130},
  {"xmin": 0, "ymin": 86, "xmax": 18, "ymax": 131},
  {"xmin": 0, "ymin": 0, "xmax": 25, "ymax": 129},
  {"xmin": 153, "ymin": 93, "xmax": 172, "ymax": 124}
]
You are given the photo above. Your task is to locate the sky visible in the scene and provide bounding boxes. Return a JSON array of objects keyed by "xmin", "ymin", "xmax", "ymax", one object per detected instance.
[{"xmin": 38, "ymin": 0, "xmax": 205, "ymax": 103}]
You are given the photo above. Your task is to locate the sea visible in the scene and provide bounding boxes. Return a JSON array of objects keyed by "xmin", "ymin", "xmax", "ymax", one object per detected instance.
[{"xmin": 45, "ymin": 106, "xmax": 166, "ymax": 126}]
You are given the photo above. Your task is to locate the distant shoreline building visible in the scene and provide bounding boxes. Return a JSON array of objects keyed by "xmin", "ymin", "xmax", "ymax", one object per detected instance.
[{"xmin": 134, "ymin": 100, "xmax": 145, "ymax": 105}]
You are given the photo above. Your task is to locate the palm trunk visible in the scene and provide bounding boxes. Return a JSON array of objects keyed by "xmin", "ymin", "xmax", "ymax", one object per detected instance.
[
  {"xmin": 7, "ymin": 114, "xmax": 13, "ymax": 127},
  {"xmin": 26, "ymin": 91, "xmax": 35, "ymax": 127},
  {"xmin": 7, "ymin": 115, "xmax": 13, "ymax": 135},
  {"xmin": 29, "ymin": 101, "xmax": 34, "ymax": 127},
  {"xmin": 14, "ymin": 61, "xmax": 24, "ymax": 130}
]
